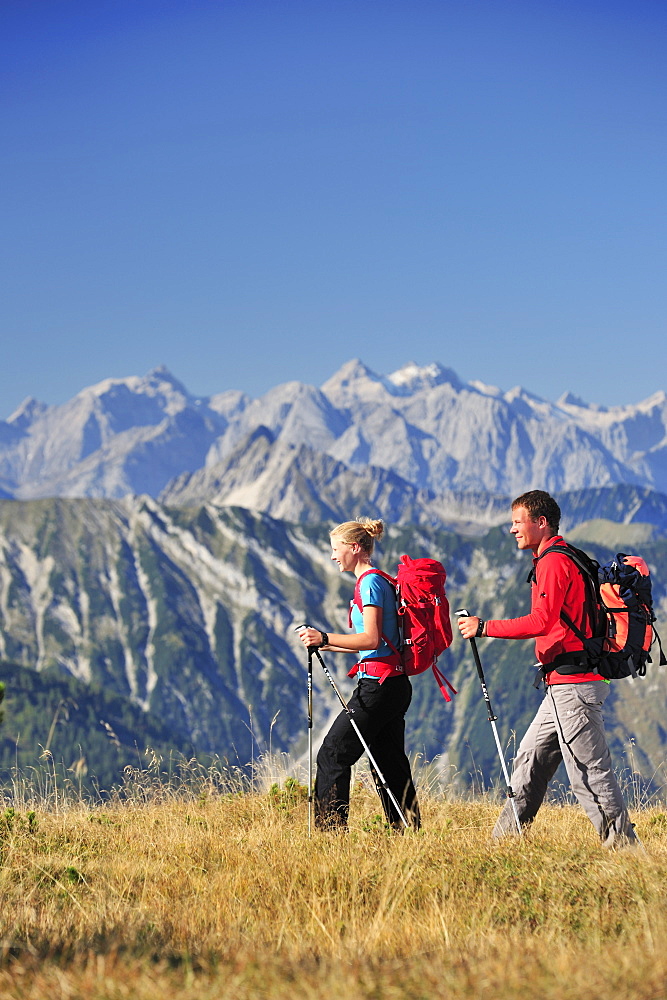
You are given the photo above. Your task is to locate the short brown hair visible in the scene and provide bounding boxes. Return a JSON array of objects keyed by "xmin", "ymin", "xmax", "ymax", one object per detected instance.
[{"xmin": 512, "ymin": 490, "xmax": 561, "ymax": 533}]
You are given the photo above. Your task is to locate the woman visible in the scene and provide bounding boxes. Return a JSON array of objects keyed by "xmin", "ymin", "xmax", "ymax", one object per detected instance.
[{"xmin": 298, "ymin": 517, "xmax": 420, "ymax": 831}]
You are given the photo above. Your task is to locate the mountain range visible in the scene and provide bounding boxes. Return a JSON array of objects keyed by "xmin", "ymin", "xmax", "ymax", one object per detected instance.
[
  {"xmin": 0, "ymin": 360, "xmax": 666, "ymax": 793},
  {"xmin": 2, "ymin": 360, "xmax": 667, "ymax": 509}
]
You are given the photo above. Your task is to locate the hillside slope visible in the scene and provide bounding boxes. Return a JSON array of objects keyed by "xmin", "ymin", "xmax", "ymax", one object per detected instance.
[{"xmin": 0, "ymin": 495, "xmax": 665, "ymax": 790}]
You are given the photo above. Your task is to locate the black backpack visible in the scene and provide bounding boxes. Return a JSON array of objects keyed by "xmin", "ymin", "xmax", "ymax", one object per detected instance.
[{"xmin": 531, "ymin": 543, "xmax": 665, "ymax": 680}]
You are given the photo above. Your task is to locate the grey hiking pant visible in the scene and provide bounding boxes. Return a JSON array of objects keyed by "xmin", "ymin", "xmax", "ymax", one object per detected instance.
[{"xmin": 493, "ymin": 680, "xmax": 636, "ymax": 846}]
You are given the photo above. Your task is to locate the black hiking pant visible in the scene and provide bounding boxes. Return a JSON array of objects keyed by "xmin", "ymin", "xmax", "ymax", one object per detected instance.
[{"xmin": 314, "ymin": 674, "xmax": 421, "ymax": 831}]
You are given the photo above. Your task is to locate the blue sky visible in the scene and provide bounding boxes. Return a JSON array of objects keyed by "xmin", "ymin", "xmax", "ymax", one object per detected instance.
[{"xmin": 1, "ymin": 0, "xmax": 665, "ymax": 415}]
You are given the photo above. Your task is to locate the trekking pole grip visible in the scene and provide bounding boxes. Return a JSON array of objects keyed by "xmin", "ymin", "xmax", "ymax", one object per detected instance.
[{"xmin": 455, "ymin": 609, "xmax": 488, "ymax": 684}]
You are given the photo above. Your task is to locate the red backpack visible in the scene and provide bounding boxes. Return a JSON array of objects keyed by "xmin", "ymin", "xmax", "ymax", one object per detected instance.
[{"xmin": 351, "ymin": 555, "xmax": 456, "ymax": 701}]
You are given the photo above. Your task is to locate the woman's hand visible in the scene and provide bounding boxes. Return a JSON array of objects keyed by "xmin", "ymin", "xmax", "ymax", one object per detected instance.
[
  {"xmin": 295, "ymin": 607, "xmax": 383, "ymax": 653},
  {"xmin": 297, "ymin": 626, "xmax": 326, "ymax": 649}
]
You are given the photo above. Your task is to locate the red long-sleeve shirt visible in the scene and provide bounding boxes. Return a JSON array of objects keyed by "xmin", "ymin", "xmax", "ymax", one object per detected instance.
[{"xmin": 486, "ymin": 536, "xmax": 604, "ymax": 684}]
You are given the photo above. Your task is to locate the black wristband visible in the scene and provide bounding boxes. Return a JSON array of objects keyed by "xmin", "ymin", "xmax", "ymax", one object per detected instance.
[
  {"xmin": 475, "ymin": 619, "xmax": 485, "ymax": 638},
  {"xmin": 319, "ymin": 631, "xmax": 329, "ymax": 647}
]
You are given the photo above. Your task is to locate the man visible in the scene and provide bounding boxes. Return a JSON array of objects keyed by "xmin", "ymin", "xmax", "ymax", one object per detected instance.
[{"xmin": 458, "ymin": 489, "xmax": 637, "ymax": 847}]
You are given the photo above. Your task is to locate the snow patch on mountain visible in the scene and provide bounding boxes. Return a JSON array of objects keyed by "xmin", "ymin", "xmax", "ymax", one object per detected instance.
[{"xmin": 385, "ymin": 361, "xmax": 463, "ymax": 394}]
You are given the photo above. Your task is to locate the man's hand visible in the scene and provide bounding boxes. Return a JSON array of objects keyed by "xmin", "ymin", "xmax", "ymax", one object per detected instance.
[{"xmin": 458, "ymin": 616, "xmax": 482, "ymax": 640}]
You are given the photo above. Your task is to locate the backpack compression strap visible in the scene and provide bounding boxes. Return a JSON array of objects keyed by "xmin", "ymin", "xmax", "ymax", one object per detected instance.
[{"xmin": 431, "ymin": 663, "xmax": 457, "ymax": 702}]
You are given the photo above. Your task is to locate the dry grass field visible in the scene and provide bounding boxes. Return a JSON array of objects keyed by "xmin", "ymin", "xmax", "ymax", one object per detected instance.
[{"xmin": 1, "ymin": 759, "xmax": 666, "ymax": 1000}]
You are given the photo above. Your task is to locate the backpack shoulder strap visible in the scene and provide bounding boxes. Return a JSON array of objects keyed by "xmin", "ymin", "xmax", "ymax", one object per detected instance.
[
  {"xmin": 352, "ymin": 569, "xmax": 374, "ymax": 611},
  {"xmin": 351, "ymin": 568, "xmax": 396, "ymax": 611},
  {"xmin": 350, "ymin": 568, "xmax": 398, "ymax": 630},
  {"xmin": 349, "ymin": 568, "xmax": 401, "ymax": 658},
  {"xmin": 527, "ymin": 541, "xmax": 578, "ymax": 581},
  {"xmin": 528, "ymin": 541, "xmax": 601, "ymax": 641},
  {"xmin": 529, "ymin": 541, "xmax": 598, "ymax": 583}
]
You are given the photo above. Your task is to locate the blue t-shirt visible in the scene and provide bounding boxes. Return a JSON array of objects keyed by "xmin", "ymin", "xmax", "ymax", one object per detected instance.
[{"xmin": 350, "ymin": 571, "xmax": 400, "ymax": 662}]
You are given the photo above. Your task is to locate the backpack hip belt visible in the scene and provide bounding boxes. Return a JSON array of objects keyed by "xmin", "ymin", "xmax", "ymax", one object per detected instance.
[
  {"xmin": 348, "ymin": 654, "xmax": 404, "ymax": 684},
  {"xmin": 543, "ymin": 650, "xmax": 595, "ymax": 673},
  {"xmin": 533, "ymin": 649, "xmax": 603, "ymax": 686}
]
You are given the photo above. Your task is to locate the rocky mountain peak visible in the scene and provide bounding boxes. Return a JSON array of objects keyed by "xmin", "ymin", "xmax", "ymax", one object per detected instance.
[
  {"xmin": 1, "ymin": 360, "xmax": 666, "ymax": 501},
  {"xmin": 7, "ymin": 396, "xmax": 49, "ymax": 429},
  {"xmin": 386, "ymin": 361, "xmax": 462, "ymax": 394}
]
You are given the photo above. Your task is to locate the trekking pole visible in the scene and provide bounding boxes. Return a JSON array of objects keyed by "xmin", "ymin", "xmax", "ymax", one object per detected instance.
[
  {"xmin": 294, "ymin": 625, "xmax": 314, "ymax": 835},
  {"xmin": 455, "ymin": 609, "xmax": 522, "ymax": 836},
  {"xmin": 307, "ymin": 645, "xmax": 313, "ymax": 837},
  {"xmin": 295, "ymin": 626, "xmax": 410, "ymax": 829}
]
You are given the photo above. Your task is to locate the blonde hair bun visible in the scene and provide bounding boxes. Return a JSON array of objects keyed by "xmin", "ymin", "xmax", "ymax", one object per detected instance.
[
  {"xmin": 355, "ymin": 516, "xmax": 384, "ymax": 540},
  {"xmin": 330, "ymin": 517, "xmax": 385, "ymax": 554}
]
